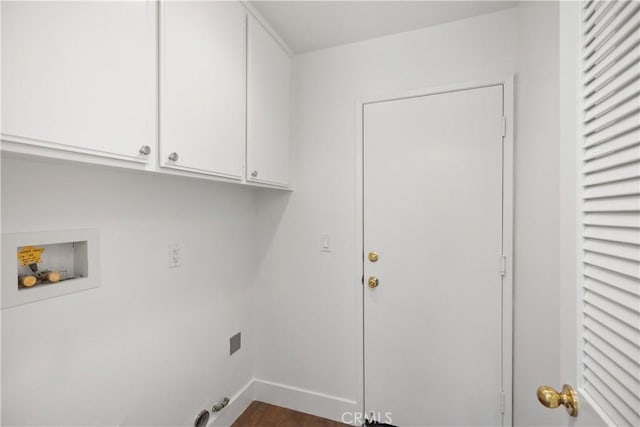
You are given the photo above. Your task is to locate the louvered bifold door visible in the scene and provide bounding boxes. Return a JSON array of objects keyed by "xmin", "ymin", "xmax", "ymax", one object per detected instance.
[{"xmin": 581, "ymin": 2, "xmax": 640, "ymax": 426}]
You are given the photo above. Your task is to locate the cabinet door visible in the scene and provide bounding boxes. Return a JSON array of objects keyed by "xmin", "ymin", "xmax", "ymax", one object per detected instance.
[
  {"xmin": 247, "ymin": 15, "xmax": 291, "ymax": 187},
  {"xmin": 1, "ymin": 1, "xmax": 156, "ymax": 163},
  {"xmin": 159, "ymin": 1, "xmax": 246, "ymax": 179}
]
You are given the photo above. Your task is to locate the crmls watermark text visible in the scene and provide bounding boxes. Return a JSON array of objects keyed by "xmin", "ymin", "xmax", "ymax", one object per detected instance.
[{"xmin": 341, "ymin": 411, "xmax": 393, "ymax": 425}]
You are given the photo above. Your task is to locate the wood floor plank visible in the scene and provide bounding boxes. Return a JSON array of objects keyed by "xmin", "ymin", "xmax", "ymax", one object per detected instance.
[
  {"xmin": 231, "ymin": 401, "xmax": 349, "ymax": 427},
  {"xmin": 233, "ymin": 401, "xmax": 266, "ymax": 427}
]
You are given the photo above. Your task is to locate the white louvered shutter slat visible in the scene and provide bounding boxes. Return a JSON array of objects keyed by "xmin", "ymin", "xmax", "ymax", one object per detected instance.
[
  {"xmin": 584, "ymin": 2, "xmax": 624, "ymax": 43},
  {"xmin": 585, "ymin": 349, "xmax": 640, "ymax": 414},
  {"xmin": 583, "ymin": 50, "xmax": 640, "ymax": 96},
  {"xmin": 583, "ymin": 96, "xmax": 640, "ymax": 135},
  {"xmin": 584, "ymin": 225, "xmax": 640, "ymax": 245},
  {"xmin": 584, "ymin": 264, "xmax": 639, "ymax": 295},
  {"xmin": 584, "ymin": 332, "xmax": 639, "ymax": 380},
  {"xmin": 583, "ymin": 75, "xmax": 639, "ymax": 122},
  {"xmin": 584, "ymin": 291, "xmax": 639, "ymax": 325},
  {"xmin": 584, "ymin": 130, "xmax": 639, "ymax": 160},
  {"xmin": 583, "ymin": 177, "xmax": 640, "ymax": 199},
  {"xmin": 582, "ymin": 194, "xmax": 639, "ymax": 212},
  {"xmin": 585, "ymin": 5, "xmax": 640, "ymax": 71},
  {"xmin": 585, "ymin": 334, "xmax": 640, "ymax": 384},
  {"xmin": 584, "ymin": 278, "xmax": 640, "ymax": 310},
  {"xmin": 584, "ymin": 63, "xmax": 639, "ymax": 109},
  {"xmin": 581, "ymin": 3, "xmax": 640, "ymax": 427},
  {"xmin": 583, "ymin": 28, "xmax": 640, "ymax": 83},
  {"xmin": 584, "ymin": 360, "xmax": 639, "ymax": 423},
  {"xmin": 583, "ymin": 160, "xmax": 640, "ymax": 186},
  {"xmin": 584, "ymin": 313, "xmax": 639, "ymax": 361},
  {"xmin": 584, "ymin": 212, "xmax": 640, "ymax": 228},
  {"xmin": 584, "ymin": 239, "xmax": 640, "ymax": 262},
  {"xmin": 583, "ymin": 350, "xmax": 640, "ymax": 419},
  {"xmin": 584, "ymin": 378, "xmax": 637, "ymax": 427},
  {"xmin": 584, "ymin": 2, "xmax": 635, "ymax": 60},
  {"xmin": 584, "ymin": 0, "xmax": 594, "ymax": 12},
  {"xmin": 585, "ymin": 0, "xmax": 617, "ymax": 41},
  {"xmin": 584, "ymin": 114, "xmax": 640, "ymax": 148}
]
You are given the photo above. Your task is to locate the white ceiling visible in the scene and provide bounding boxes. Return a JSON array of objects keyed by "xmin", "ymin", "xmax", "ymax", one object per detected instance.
[{"xmin": 250, "ymin": 1, "xmax": 517, "ymax": 54}]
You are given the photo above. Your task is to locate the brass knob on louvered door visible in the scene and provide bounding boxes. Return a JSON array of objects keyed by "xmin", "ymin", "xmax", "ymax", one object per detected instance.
[
  {"xmin": 368, "ymin": 276, "xmax": 379, "ymax": 289},
  {"xmin": 537, "ymin": 384, "xmax": 579, "ymax": 417}
]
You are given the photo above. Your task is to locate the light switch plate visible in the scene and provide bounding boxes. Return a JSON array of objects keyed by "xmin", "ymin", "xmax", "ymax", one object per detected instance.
[{"xmin": 320, "ymin": 233, "xmax": 331, "ymax": 252}]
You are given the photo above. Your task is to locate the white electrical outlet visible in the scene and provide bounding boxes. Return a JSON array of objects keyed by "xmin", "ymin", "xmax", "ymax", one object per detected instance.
[{"xmin": 168, "ymin": 244, "xmax": 181, "ymax": 268}]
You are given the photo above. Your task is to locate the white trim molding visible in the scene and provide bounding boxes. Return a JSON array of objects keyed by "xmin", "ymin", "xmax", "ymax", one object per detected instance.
[
  {"xmin": 209, "ymin": 380, "xmax": 255, "ymax": 427},
  {"xmin": 209, "ymin": 379, "xmax": 358, "ymax": 426}
]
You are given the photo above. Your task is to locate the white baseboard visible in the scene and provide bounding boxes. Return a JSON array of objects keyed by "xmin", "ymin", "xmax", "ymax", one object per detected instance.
[
  {"xmin": 252, "ymin": 378, "xmax": 359, "ymax": 424},
  {"xmin": 209, "ymin": 380, "xmax": 255, "ymax": 427},
  {"xmin": 208, "ymin": 378, "xmax": 359, "ymax": 426}
]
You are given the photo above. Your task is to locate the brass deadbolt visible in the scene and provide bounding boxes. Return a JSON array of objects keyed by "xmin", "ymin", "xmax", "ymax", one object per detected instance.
[
  {"xmin": 368, "ymin": 276, "xmax": 379, "ymax": 289},
  {"xmin": 368, "ymin": 251, "xmax": 379, "ymax": 262},
  {"xmin": 537, "ymin": 384, "xmax": 579, "ymax": 417}
]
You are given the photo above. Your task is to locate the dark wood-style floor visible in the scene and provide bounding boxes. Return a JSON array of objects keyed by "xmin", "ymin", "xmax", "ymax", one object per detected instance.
[{"xmin": 232, "ymin": 401, "xmax": 349, "ymax": 427}]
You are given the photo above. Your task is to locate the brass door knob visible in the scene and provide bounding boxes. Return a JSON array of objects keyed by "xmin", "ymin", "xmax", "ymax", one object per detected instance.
[
  {"xmin": 368, "ymin": 251, "xmax": 379, "ymax": 262},
  {"xmin": 537, "ymin": 384, "xmax": 579, "ymax": 417},
  {"xmin": 368, "ymin": 276, "xmax": 379, "ymax": 289}
]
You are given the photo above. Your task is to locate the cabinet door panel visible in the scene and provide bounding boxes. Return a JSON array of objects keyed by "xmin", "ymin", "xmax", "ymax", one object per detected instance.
[
  {"xmin": 1, "ymin": 1, "xmax": 156, "ymax": 162},
  {"xmin": 247, "ymin": 16, "xmax": 291, "ymax": 186},
  {"xmin": 159, "ymin": 1, "xmax": 246, "ymax": 179}
]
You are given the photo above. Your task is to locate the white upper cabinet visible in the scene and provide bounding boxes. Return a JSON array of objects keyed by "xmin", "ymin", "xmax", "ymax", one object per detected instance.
[
  {"xmin": 1, "ymin": 1, "xmax": 156, "ymax": 163},
  {"xmin": 2, "ymin": 1, "xmax": 292, "ymax": 189},
  {"xmin": 159, "ymin": 1, "xmax": 246, "ymax": 179},
  {"xmin": 247, "ymin": 15, "xmax": 292, "ymax": 187}
]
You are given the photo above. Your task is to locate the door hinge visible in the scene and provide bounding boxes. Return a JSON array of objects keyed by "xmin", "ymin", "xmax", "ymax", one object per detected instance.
[
  {"xmin": 500, "ymin": 255, "xmax": 507, "ymax": 277},
  {"xmin": 501, "ymin": 391, "xmax": 505, "ymax": 414},
  {"xmin": 501, "ymin": 116, "xmax": 507, "ymax": 137}
]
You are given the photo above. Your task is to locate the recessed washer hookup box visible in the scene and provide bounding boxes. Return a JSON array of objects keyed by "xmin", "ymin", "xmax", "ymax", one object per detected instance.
[{"xmin": 2, "ymin": 228, "xmax": 100, "ymax": 308}]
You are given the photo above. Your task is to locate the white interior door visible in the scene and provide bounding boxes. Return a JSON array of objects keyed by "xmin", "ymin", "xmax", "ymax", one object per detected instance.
[
  {"xmin": 555, "ymin": 2, "xmax": 639, "ymax": 426},
  {"xmin": 363, "ymin": 85, "xmax": 509, "ymax": 426}
]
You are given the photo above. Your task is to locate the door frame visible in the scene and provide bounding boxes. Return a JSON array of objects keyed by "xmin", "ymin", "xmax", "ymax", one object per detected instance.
[{"xmin": 354, "ymin": 76, "xmax": 515, "ymax": 426}]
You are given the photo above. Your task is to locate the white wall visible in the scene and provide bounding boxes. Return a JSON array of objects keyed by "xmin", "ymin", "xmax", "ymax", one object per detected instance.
[
  {"xmin": 514, "ymin": 2, "xmax": 563, "ymax": 425},
  {"xmin": 254, "ymin": 5, "xmax": 518, "ymax": 419},
  {"xmin": 254, "ymin": 4, "xmax": 565, "ymax": 425},
  {"xmin": 1, "ymin": 157, "xmax": 257, "ymax": 426}
]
